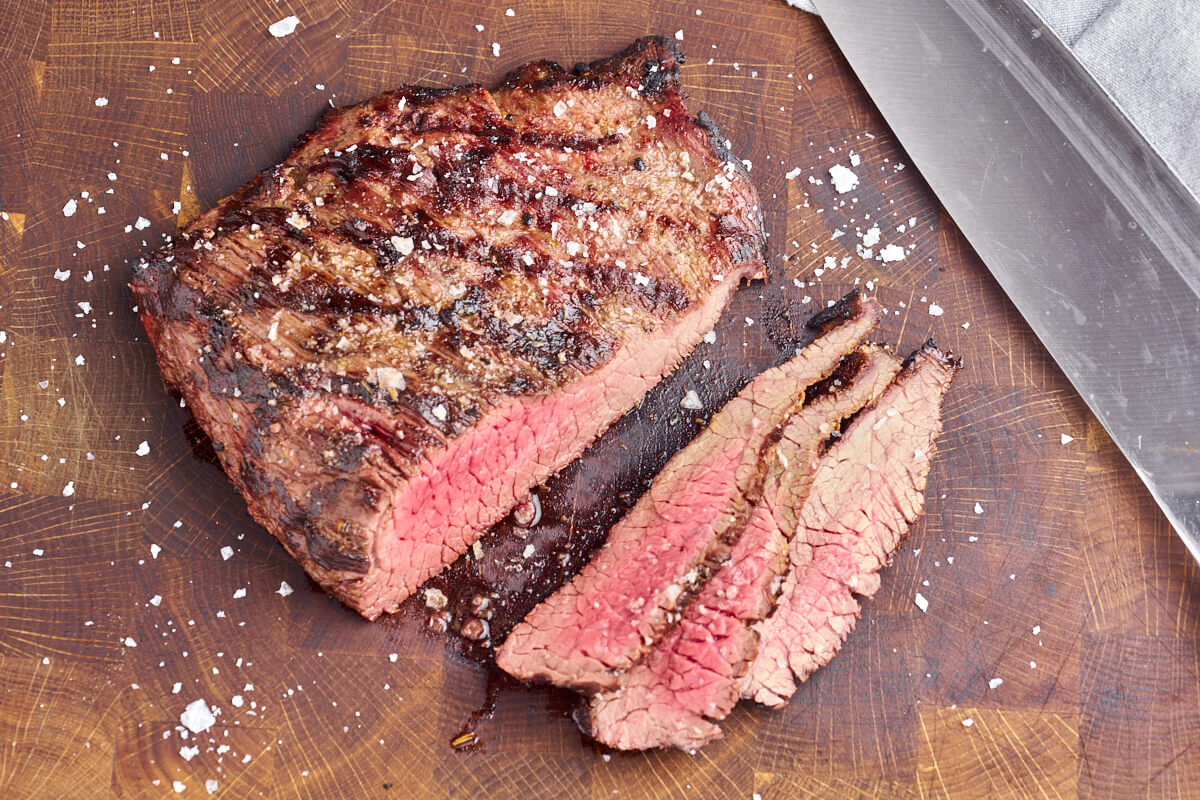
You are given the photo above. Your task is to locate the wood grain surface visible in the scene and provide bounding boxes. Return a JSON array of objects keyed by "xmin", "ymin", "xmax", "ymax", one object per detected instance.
[{"xmin": 1, "ymin": 1, "xmax": 1197, "ymax": 798}]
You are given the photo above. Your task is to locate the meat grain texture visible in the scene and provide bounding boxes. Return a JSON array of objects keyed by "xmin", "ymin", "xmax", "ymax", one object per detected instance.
[
  {"xmin": 130, "ymin": 38, "xmax": 766, "ymax": 619},
  {"xmin": 495, "ymin": 293, "xmax": 884, "ymax": 691},
  {"xmin": 498, "ymin": 294, "xmax": 962, "ymax": 750}
]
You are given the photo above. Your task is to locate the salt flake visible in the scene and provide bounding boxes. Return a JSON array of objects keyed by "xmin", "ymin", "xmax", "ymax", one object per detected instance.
[
  {"xmin": 268, "ymin": 15, "xmax": 300, "ymax": 38},
  {"xmin": 180, "ymin": 699, "xmax": 216, "ymax": 733},
  {"xmin": 828, "ymin": 164, "xmax": 859, "ymax": 193}
]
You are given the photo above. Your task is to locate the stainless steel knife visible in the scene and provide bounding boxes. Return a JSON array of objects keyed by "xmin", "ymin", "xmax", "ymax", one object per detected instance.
[{"xmin": 814, "ymin": 0, "xmax": 1200, "ymax": 559}]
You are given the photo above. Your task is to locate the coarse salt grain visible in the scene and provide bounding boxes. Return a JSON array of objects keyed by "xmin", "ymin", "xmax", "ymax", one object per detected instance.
[
  {"xmin": 268, "ymin": 15, "xmax": 300, "ymax": 38},
  {"xmin": 828, "ymin": 164, "xmax": 859, "ymax": 193},
  {"xmin": 233, "ymin": 587, "xmax": 247, "ymax": 599},
  {"xmin": 914, "ymin": 592, "xmax": 929, "ymax": 612},
  {"xmin": 988, "ymin": 677, "xmax": 1003, "ymax": 689},
  {"xmin": 680, "ymin": 390, "xmax": 703, "ymax": 410},
  {"xmin": 150, "ymin": 544, "xmax": 161, "ymax": 559},
  {"xmin": 928, "ymin": 303, "xmax": 944, "ymax": 316},
  {"xmin": 492, "ymin": 42, "xmax": 500, "ymax": 57},
  {"xmin": 962, "ymin": 717, "xmax": 974, "ymax": 727},
  {"xmin": 180, "ymin": 699, "xmax": 216, "ymax": 733},
  {"xmin": 221, "ymin": 546, "xmax": 234, "ymax": 560},
  {"xmin": 62, "ymin": 481, "xmax": 75, "ymax": 497},
  {"xmin": 1061, "ymin": 433, "xmax": 1074, "ymax": 445},
  {"xmin": 880, "ymin": 244, "xmax": 907, "ymax": 262},
  {"xmin": 62, "ymin": 199, "xmax": 77, "ymax": 217},
  {"xmin": 135, "ymin": 440, "xmax": 150, "ymax": 456},
  {"xmin": 94, "ymin": 97, "xmax": 108, "ymax": 107},
  {"xmin": 277, "ymin": 581, "xmax": 293, "ymax": 597}
]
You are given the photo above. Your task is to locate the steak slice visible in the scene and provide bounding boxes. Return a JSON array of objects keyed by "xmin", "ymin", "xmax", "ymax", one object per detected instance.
[
  {"xmin": 740, "ymin": 343, "xmax": 961, "ymax": 707},
  {"xmin": 129, "ymin": 37, "xmax": 768, "ymax": 619},
  {"xmin": 495, "ymin": 292, "xmax": 884, "ymax": 692},
  {"xmin": 583, "ymin": 345, "xmax": 902, "ymax": 750}
]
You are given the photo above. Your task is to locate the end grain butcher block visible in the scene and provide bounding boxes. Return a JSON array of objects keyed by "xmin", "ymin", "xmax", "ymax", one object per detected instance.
[{"xmin": 0, "ymin": 1, "xmax": 1196, "ymax": 798}]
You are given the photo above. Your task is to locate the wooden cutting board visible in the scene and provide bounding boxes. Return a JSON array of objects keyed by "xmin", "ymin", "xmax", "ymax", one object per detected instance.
[{"xmin": 2, "ymin": 1, "xmax": 1199, "ymax": 797}]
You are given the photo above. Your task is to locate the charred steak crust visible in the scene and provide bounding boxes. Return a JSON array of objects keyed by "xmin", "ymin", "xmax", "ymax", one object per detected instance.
[{"xmin": 131, "ymin": 37, "xmax": 767, "ymax": 618}]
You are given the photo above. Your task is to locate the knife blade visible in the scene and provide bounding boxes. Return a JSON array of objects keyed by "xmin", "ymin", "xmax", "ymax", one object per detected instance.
[{"xmin": 814, "ymin": 0, "xmax": 1200, "ymax": 559}]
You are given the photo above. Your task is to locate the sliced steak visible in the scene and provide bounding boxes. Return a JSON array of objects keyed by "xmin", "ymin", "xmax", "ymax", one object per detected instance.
[
  {"xmin": 583, "ymin": 345, "xmax": 902, "ymax": 750},
  {"xmin": 740, "ymin": 343, "xmax": 961, "ymax": 708},
  {"xmin": 130, "ymin": 37, "xmax": 768, "ymax": 619},
  {"xmin": 495, "ymin": 292, "xmax": 884, "ymax": 692}
]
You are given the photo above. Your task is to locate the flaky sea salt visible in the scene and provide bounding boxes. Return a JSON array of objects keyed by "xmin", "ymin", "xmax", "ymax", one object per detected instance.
[
  {"xmin": 180, "ymin": 699, "xmax": 216, "ymax": 733},
  {"xmin": 880, "ymin": 244, "xmax": 907, "ymax": 262},
  {"xmin": 680, "ymin": 390, "xmax": 703, "ymax": 410},
  {"xmin": 828, "ymin": 164, "xmax": 859, "ymax": 193},
  {"xmin": 268, "ymin": 15, "xmax": 299, "ymax": 37}
]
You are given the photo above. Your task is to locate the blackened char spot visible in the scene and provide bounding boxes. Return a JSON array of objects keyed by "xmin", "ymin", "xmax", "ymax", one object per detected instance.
[
  {"xmin": 639, "ymin": 39, "xmax": 682, "ymax": 97},
  {"xmin": 336, "ymin": 217, "xmax": 404, "ymax": 268},
  {"xmin": 805, "ymin": 348, "xmax": 868, "ymax": 404},
  {"xmin": 307, "ymin": 528, "xmax": 370, "ymax": 573},
  {"xmin": 806, "ymin": 290, "xmax": 863, "ymax": 332},
  {"xmin": 714, "ymin": 214, "xmax": 765, "ymax": 264}
]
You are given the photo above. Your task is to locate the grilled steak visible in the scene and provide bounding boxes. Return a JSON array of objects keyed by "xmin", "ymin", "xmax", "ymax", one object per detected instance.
[
  {"xmin": 740, "ymin": 343, "xmax": 961, "ymax": 707},
  {"xmin": 129, "ymin": 37, "xmax": 767, "ymax": 619},
  {"xmin": 495, "ymin": 292, "xmax": 884, "ymax": 692},
  {"xmin": 584, "ymin": 345, "xmax": 902, "ymax": 750}
]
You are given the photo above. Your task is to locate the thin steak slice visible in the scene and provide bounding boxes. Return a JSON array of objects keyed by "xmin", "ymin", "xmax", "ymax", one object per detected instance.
[
  {"xmin": 129, "ymin": 38, "xmax": 768, "ymax": 619},
  {"xmin": 495, "ymin": 292, "xmax": 884, "ymax": 692},
  {"xmin": 584, "ymin": 345, "xmax": 903, "ymax": 750},
  {"xmin": 740, "ymin": 343, "xmax": 961, "ymax": 708}
]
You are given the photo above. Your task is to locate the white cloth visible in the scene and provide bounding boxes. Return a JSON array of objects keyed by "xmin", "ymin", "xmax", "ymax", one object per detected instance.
[{"xmin": 788, "ymin": 0, "xmax": 1200, "ymax": 198}]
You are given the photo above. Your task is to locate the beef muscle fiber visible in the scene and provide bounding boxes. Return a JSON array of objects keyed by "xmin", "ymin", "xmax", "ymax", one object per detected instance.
[
  {"xmin": 495, "ymin": 292, "xmax": 884, "ymax": 692},
  {"xmin": 740, "ymin": 343, "xmax": 961, "ymax": 707},
  {"xmin": 130, "ymin": 38, "xmax": 766, "ymax": 618},
  {"xmin": 584, "ymin": 344, "xmax": 902, "ymax": 750}
]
